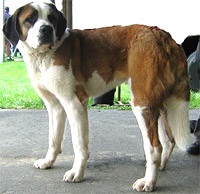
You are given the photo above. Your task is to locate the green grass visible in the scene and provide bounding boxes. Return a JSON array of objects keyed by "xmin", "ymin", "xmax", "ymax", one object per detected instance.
[
  {"xmin": 0, "ymin": 61, "xmax": 199, "ymax": 110},
  {"xmin": 190, "ymin": 91, "xmax": 200, "ymax": 109},
  {"xmin": 0, "ymin": 61, "xmax": 44, "ymax": 109}
]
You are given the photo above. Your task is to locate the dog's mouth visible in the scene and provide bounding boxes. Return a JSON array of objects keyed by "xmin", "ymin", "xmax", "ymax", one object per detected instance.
[
  {"xmin": 39, "ymin": 43, "xmax": 53, "ymax": 50},
  {"xmin": 39, "ymin": 38, "xmax": 54, "ymax": 49}
]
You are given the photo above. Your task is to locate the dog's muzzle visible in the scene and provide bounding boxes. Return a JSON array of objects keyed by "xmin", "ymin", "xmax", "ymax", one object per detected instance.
[{"xmin": 39, "ymin": 25, "xmax": 54, "ymax": 47}]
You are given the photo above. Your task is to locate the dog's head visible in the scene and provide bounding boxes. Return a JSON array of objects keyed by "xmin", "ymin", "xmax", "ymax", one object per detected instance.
[{"xmin": 3, "ymin": 1, "xmax": 67, "ymax": 50}]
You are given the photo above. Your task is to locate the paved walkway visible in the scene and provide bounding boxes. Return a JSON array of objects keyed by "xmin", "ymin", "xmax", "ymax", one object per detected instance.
[{"xmin": 0, "ymin": 109, "xmax": 199, "ymax": 194}]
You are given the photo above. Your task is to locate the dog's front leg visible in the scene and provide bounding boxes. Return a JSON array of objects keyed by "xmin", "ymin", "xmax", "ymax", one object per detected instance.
[
  {"xmin": 63, "ymin": 98, "xmax": 89, "ymax": 183},
  {"xmin": 34, "ymin": 89, "xmax": 66, "ymax": 169}
]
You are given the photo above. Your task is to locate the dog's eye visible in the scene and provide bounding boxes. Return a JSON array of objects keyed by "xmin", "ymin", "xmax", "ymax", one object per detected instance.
[{"xmin": 25, "ymin": 11, "xmax": 38, "ymax": 24}]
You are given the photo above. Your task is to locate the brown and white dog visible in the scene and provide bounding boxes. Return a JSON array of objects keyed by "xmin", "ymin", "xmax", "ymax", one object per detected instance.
[{"xmin": 3, "ymin": 1, "xmax": 190, "ymax": 192}]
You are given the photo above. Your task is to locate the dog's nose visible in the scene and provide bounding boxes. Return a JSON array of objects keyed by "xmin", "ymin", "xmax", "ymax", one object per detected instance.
[{"xmin": 39, "ymin": 25, "xmax": 53, "ymax": 35}]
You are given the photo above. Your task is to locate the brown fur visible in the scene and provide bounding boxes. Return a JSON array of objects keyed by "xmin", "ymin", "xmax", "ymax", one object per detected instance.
[
  {"xmin": 18, "ymin": 5, "xmax": 36, "ymax": 41},
  {"xmin": 53, "ymin": 25, "xmax": 188, "ymax": 108},
  {"xmin": 53, "ymin": 25, "xmax": 189, "ymax": 147},
  {"xmin": 161, "ymin": 111, "xmax": 175, "ymax": 143}
]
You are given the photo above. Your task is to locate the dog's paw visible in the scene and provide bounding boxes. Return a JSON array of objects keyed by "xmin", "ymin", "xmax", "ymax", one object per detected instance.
[
  {"xmin": 159, "ymin": 163, "xmax": 166, "ymax": 171},
  {"xmin": 33, "ymin": 159, "xmax": 53, "ymax": 169},
  {"xmin": 132, "ymin": 178, "xmax": 155, "ymax": 192},
  {"xmin": 63, "ymin": 169, "xmax": 83, "ymax": 183}
]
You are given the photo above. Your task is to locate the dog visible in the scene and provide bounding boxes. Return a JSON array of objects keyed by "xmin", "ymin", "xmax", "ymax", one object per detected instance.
[{"xmin": 3, "ymin": 1, "xmax": 190, "ymax": 192}]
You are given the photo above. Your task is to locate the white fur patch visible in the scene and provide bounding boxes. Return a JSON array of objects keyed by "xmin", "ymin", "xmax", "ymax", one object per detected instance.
[{"xmin": 85, "ymin": 71, "xmax": 126, "ymax": 97}]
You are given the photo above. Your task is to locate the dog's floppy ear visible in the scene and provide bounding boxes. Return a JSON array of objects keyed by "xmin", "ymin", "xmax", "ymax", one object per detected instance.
[
  {"xmin": 48, "ymin": 3, "xmax": 67, "ymax": 41},
  {"xmin": 3, "ymin": 8, "xmax": 22, "ymax": 46},
  {"xmin": 56, "ymin": 10, "xmax": 67, "ymax": 41}
]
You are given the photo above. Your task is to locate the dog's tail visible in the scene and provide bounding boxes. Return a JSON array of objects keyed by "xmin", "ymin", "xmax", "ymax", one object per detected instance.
[{"xmin": 165, "ymin": 97, "xmax": 190, "ymax": 150}]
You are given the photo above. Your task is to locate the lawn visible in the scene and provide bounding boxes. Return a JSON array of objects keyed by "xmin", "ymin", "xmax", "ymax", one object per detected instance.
[
  {"xmin": 0, "ymin": 61, "xmax": 199, "ymax": 109},
  {"xmin": 0, "ymin": 61, "xmax": 44, "ymax": 109}
]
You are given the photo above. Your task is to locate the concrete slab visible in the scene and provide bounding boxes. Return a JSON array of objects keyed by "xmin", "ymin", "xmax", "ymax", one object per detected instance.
[{"xmin": 0, "ymin": 109, "xmax": 199, "ymax": 194}]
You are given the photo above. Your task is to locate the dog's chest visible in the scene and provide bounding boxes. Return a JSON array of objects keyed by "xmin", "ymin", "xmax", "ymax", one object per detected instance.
[
  {"xmin": 27, "ymin": 55, "xmax": 50, "ymax": 76},
  {"xmin": 23, "ymin": 52, "xmax": 77, "ymax": 98},
  {"xmin": 23, "ymin": 53, "xmax": 56, "ymax": 88}
]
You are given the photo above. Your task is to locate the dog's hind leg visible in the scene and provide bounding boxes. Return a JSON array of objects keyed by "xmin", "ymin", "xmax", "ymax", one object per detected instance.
[
  {"xmin": 158, "ymin": 112, "xmax": 175, "ymax": 170},
  {"xmin": 33, "ymin": 88, "xmax": 66, "ymax": 169},
  {"xmin": 62, "ymin": 96, "xmax": 89, "ymax": 183},
  {"xmin": 131, "ymin": 104, "xmax": 162, "ymax": 192}
]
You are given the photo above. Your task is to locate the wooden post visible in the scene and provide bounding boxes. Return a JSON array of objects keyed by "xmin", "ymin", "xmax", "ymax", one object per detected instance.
[{"xmin": 62, "ymin": 0, "xmax": 73, "ymax": 29}]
